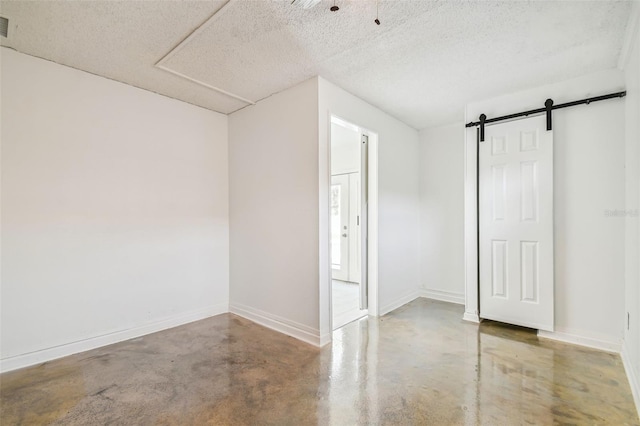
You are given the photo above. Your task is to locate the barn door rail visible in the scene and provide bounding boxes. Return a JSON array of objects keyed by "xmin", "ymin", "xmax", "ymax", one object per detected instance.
[
  {"xmin": 466, "ymin": 91, "xmax": 626, "ymax": 142},
  {"xmin": 470, "ymin": 89, "xmax": 625, "ymax": 317}
]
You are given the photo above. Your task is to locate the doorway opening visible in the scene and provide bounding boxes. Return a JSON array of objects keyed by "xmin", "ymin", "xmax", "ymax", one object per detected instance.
[{"xmin": 330, "ymin": 116, "xmax": 369, "ymax": 330}]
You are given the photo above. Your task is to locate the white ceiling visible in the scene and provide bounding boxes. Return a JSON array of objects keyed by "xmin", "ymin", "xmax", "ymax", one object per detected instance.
[{"xmin": 0, "ymin": 0, "xmax": 633, "ymax": 129}]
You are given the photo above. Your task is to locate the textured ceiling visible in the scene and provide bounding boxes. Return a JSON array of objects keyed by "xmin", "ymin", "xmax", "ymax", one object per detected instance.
[{"xmin": 0, "ymin": 0, "xmax": 632, "ymax": 129}]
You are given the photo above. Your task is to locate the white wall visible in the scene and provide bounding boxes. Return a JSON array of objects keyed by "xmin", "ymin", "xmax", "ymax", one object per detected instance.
[
  {"xmin": 228, "ymin": 78, "xmax": 321, "ymax": 345},
  {"xmin": 419, "ymin": 123, "xmax": 465, "ymax": 304},
  {"xmin": 1, "ymin": 49, "xmax": 229, "ymax": 371},
  {"xmin": 622, "ymin": 3, "xmax": 640, "ymax": 415},
  {"xmin": 331, "ymin": 121, "xmax": 360, "ymax": 175},
  {"xmin": 319, "ymin": 77, "xmax": 421, "ymax": 338},
  {"xmin": 464, "ymin": 69, "xmax": 627, "ymax": 350}
]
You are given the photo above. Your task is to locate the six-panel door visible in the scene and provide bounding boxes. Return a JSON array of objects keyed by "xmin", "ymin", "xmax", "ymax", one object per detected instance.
[{"xmin": 479, "ymin": 115, "xmax": 554, "ymax": 331}]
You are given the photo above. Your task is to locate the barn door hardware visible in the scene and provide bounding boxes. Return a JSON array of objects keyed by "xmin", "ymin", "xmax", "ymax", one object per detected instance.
[{"xmin": 466, "ymin": 91, "xmax": 626, "ymax": 142}]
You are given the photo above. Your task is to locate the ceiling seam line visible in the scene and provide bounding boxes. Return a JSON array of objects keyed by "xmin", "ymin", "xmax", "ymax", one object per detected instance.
[
  {"xmin": 156, "ymin": 0, "xmax": 235, "ymax": 66},
  {"xmin": 153, "ymin": 0, "xmax": 256, "ymax": 106},
  {"xmin": 156, "ymin": 65, "xmax": 255, "ymax": 105}
]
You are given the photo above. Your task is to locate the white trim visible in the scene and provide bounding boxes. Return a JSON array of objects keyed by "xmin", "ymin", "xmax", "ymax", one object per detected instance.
[
  {"xmin": 421, "ymin": 289, "xmax": 465, "ymax": 305},
  {"xmin": 0, "ymin": 303, "xmax": 228, "ymax": 373},
  {"xmin": 154, "ymin": 0, "xmax": 255, "ymax": 105},
  {"xmin": 618, "ymin": 1, "xmax": 640, "ymax": 70},
  {"xmin": 463, "ymin": 122, "xmax": 480, "ymax": 323},
  {"xmin": 331, "ymin": 115, "xmax": 360, "ymax": 133},
  {"xmin": 379, "ymin": 290, "xmax": 421, "ymax": 316},
  {"xmin": 463, "ymin": 312, "xmax": 480, "ymax": 323},
  {"xmin": 230, "ymin": 303, "xmax": 322, "ymax": 347},
  {"xmin": 537, "ymin": 327, "xmax": 622, "ymax": 353},
  {"xmin": 364, "ymin": 131, "xmax": 379, "ymax": 317},
  {"xmin": 622, "ymin": 341, "xmax": 640, "ymax": 418},
  {"xmin": 319, "ymin": 333, "xmax": 332, "ymax": 347},
  {"xmin": 320, "ymin": 107, "xmax": 333, "ymax": 341}
]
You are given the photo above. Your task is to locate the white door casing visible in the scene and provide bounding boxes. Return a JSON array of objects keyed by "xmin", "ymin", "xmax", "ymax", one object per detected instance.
[
  {"xmin": 348, "ymin": 173, "xmax": 361, "ymax": 284},
  {"xmin": 479, "ymin": 115, "xmax": 554, "ymax": 331},
  {"xmin": 360, "ymin": 134, "xmax": 368, "ymax": 310}
]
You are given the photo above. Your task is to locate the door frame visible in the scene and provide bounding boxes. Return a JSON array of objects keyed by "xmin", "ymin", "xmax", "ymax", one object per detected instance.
[
  {"xmin": 463, "ymin": 123, "xmax": 481, "ymax": 323},
  {"xmin": 322, "ymin": 114, "xmax": 379, "ymax": 341}
]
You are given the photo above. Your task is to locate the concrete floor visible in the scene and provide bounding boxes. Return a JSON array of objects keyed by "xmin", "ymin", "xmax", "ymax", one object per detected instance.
[{"xmin": 1, "ymin": 299, "xmax": 638, "ymax": 425}]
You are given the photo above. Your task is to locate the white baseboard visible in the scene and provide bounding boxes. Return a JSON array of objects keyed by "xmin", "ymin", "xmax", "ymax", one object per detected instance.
[
  {"xmin": 463, "ymin": 312, "xmax": 480, "ymax": 323},
  {"xmin": 537, "ymin": 327, "xmax": 622, "ymax": 353},
  {"xmin": 622, "ymin": 341, "xmax": 640, "ymax": 419},
  {"xmin": 421, "ymin": 288, "xmax": 465, "ymax": 305},
  {"xmin": 229, "ymin": 303, "xmax": 322, "ymax": 347},
  {"xmin": 379, "ymin": 290, "xmax": 421, "ymax": 316},
  {"xmin": 0, "ymin": 303, "xmax": 228, "ymax": 373},
  {"xmin": 319, "ymin": 333, "xmax": 332, "ymax": 347}
]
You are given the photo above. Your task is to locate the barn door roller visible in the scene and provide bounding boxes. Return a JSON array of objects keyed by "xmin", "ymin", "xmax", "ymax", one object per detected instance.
[{"xmin": 467, "ymin": 91, "xmax": 626, "ymax": 142}]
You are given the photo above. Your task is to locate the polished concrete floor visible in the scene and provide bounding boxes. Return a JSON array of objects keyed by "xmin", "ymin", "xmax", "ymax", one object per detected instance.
[{"xmin": 1, "ymin": 299, "xmax": 638, "ymax": 425}]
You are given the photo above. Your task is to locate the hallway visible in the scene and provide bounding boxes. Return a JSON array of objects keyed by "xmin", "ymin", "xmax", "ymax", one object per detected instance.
[{"xmin": 1, "ymin": 299, "xmax": 637, "ymax": 424}]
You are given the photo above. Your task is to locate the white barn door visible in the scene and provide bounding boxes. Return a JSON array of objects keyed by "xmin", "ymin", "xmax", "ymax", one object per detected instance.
[{"xmin": 479, "ymin": 115, "xmax": 554, "ymax": 331}]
